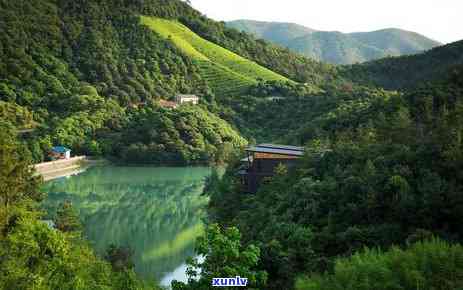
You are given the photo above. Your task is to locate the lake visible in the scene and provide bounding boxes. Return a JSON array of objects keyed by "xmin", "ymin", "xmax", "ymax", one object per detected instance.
[{"xmin": 41, "ymin": 165, "xmax": 212, "ymax": 287}]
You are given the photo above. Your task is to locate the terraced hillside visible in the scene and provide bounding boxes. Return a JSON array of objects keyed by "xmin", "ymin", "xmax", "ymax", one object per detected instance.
[{"xmin": 140, "ymin": 16, "xmax": 293, "ymax": 96}]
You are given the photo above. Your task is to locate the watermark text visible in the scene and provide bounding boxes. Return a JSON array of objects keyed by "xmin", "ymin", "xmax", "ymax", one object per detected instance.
[{"xmin": 212, "ymin": 276, "xmax": 248, "ymax": 287}]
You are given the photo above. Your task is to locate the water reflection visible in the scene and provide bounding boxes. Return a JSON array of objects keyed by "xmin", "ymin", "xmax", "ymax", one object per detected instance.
[
  {"xmin": 42, "ymin": 166, "xmax": 211, "ymax": 284},
  {"xmin": 160, "ymin": 256, "xmax": 205, "ymax": 287}
]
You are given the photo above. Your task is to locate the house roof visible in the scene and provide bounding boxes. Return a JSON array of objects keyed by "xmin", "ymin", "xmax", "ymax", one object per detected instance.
[
  {"xmin": 176, "ymin": 94, "xmax": 199, "ymax": 99},
  {"xmin": 51, "ymin": 146, "xmax": 71, "ymax": 153},
  {"xmin": 246, "ymin": 144, "xmax": 305, "ymax": 157},
  {"xmin": 258, "ymin": 143, "xmax": 304, "ymax": 152}
]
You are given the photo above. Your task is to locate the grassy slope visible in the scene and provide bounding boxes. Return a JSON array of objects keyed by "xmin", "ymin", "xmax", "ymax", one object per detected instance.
[{"xmin": 140, "ymin": 16, "xmax": 292, "ymax": 96}]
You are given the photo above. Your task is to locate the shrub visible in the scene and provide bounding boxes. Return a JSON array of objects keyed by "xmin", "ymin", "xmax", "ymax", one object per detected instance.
[{"xmin": 295, "ymin": 238, "xmax": 463, "ymax": 290}]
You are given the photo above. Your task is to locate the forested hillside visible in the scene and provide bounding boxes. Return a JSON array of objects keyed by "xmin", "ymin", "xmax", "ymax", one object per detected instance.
[
  {"xmin": 289, "ymin": 31, "xmax": 388, "ymax": 65},
  {"xmin": 290, "ymin": 28, "xmax": 441, "ymax": 65},
  {"xmin": 2, "ymin": 0, "xmax": 331, "ymax": 164},
  {"xmin": 227, "ymin": 20, "xmax": 441, "ymax": 64},
  {"xmin": 341, "ymin": 40, "xmax": 463, "ymax": 90},
  {"xmin": 207, "ymin": 64, "xmax": 463, "ymax": 289},
  {"xmin": 349, "ymin": 28, "xmax": 440, "ymax": 55}
]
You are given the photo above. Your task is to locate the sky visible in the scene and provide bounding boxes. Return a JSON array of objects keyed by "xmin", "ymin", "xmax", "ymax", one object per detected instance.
[{"xmin": 190, "ymin": 0, "xmax": 463, "ymax": 44}]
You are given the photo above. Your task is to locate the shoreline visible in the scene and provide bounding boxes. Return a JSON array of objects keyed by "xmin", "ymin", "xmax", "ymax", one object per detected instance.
[
  {"xmin": 36, "ymin": 156, "xmax": 223, "ymax": 182},
  {"xmin": 34, "ymin": 157, "xmax": 108, "ymax": 181}
]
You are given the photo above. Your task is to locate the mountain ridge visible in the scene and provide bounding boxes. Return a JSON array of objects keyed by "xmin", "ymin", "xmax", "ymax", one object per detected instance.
[
  {"xmin": 226, "ymin": 19, "xmax": 442, "ymax": 64},
  {"xmin": 226, "ymin": 19, "xmax": 316, "ymax": 45},
  {"xmin": 341, "ymin": 39, "xmax": 463, "ymax": 90}
]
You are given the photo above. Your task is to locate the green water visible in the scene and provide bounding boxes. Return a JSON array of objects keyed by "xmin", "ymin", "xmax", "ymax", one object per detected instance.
[{"xmin": 42, "ymin": 165, "xmax": 211, "ymax": 286}]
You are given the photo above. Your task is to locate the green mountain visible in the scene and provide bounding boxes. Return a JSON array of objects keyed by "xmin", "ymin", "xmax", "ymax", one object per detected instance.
[
  {"xmin": 209, "ymin": 61, "xmax": 463, "ymax": 290},
  {"xmin": 288, "ymin": 31, "xmax": 387, "ymax": 65},
  {"xmin": 349, "ymin": 28, "xmax": 442, "ymax": 55},
  {"xmin": 0, "ymin": 0, "xmax": 336, "ymax": 165},
  {"xmin": 341, "ymin": 39, "xmax": 463, "ymax": 90},
  {"xmin": 226, "ymin": 19, "xmax": 316, "ymax": 45},
  {"xmin": 227, "ymin": 20, "xmax": 441, "ymax": 64}
]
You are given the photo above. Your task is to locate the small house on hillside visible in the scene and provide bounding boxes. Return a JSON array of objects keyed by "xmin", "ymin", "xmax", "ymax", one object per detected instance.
[
  {"xmin": 175, "ymin": 94, "xmax": 199, "ymax": 105},
  {"xmin": 50, "ymin": 146, "xmax": 71, "ymax": 160},
  {"xmin": 238, "ymin": 144, "xmax": 305, "ymax": 193}
]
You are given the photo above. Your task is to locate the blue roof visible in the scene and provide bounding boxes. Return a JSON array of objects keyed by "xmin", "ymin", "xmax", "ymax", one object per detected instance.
[{"xmin": 52, "ymin": 146, "xmax": 71, "ymax": 153}]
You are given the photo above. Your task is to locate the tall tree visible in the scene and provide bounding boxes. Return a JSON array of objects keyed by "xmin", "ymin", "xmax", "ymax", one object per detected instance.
[
  {"xmin": 54, "ymin": 201, "xmax": 82, "ymax": 233},
  {"xmin": 173, "ymin": 224, "xmax": 267, "ymax": 290},
  {"xmin": 0, "ymin": 123, "xmax": 42, "ymax": 233}
]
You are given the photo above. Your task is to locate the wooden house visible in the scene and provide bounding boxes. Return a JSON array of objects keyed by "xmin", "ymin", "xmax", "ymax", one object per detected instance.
[{"xmin": 238, "ymin": 144, "xmax": 304, "ymax": 193}]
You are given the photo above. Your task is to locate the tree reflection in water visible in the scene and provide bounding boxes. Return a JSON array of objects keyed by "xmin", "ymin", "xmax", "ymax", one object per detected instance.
[{"xmin": 42, "ymin": 166, "xmax": 211, "ymax": 283}]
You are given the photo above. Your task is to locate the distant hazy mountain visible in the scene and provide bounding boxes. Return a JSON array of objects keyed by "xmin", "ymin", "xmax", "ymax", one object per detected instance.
[
  {"xmin": 226, "ymin": 20, "xmax": 442, "ymax": 64},
  {"xmin": 227, "ymin": 19, "xmax": 316, "ymax": 45}
]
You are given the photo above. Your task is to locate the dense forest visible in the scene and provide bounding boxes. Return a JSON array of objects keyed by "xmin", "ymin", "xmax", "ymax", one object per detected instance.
[
  {"xmin": 1, "ymin": 0, "xmax": 463, "ymax": 289},
  {"xmin": 1, "ymin": 0, "xmax": 248, "ymax": 164},
  {"xmin": 207, "ymin": 63, "xmax": 463, "ymax": 289},
  {"xmin": 340, "ymin": 40, "xmax": 463, "ymax": 90},
  {"xmin": 0, "ymin": 0, "xmax": 343, "ymax": 164}
]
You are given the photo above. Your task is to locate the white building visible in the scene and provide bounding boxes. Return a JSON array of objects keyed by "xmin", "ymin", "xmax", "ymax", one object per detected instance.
[
  {"xmin": 50, "ymin": 146, "xmax": 71, "ymax": 160},
  {"xmin": 175, "ymin": 94, "xmax": 199, "ymax": 105}
]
